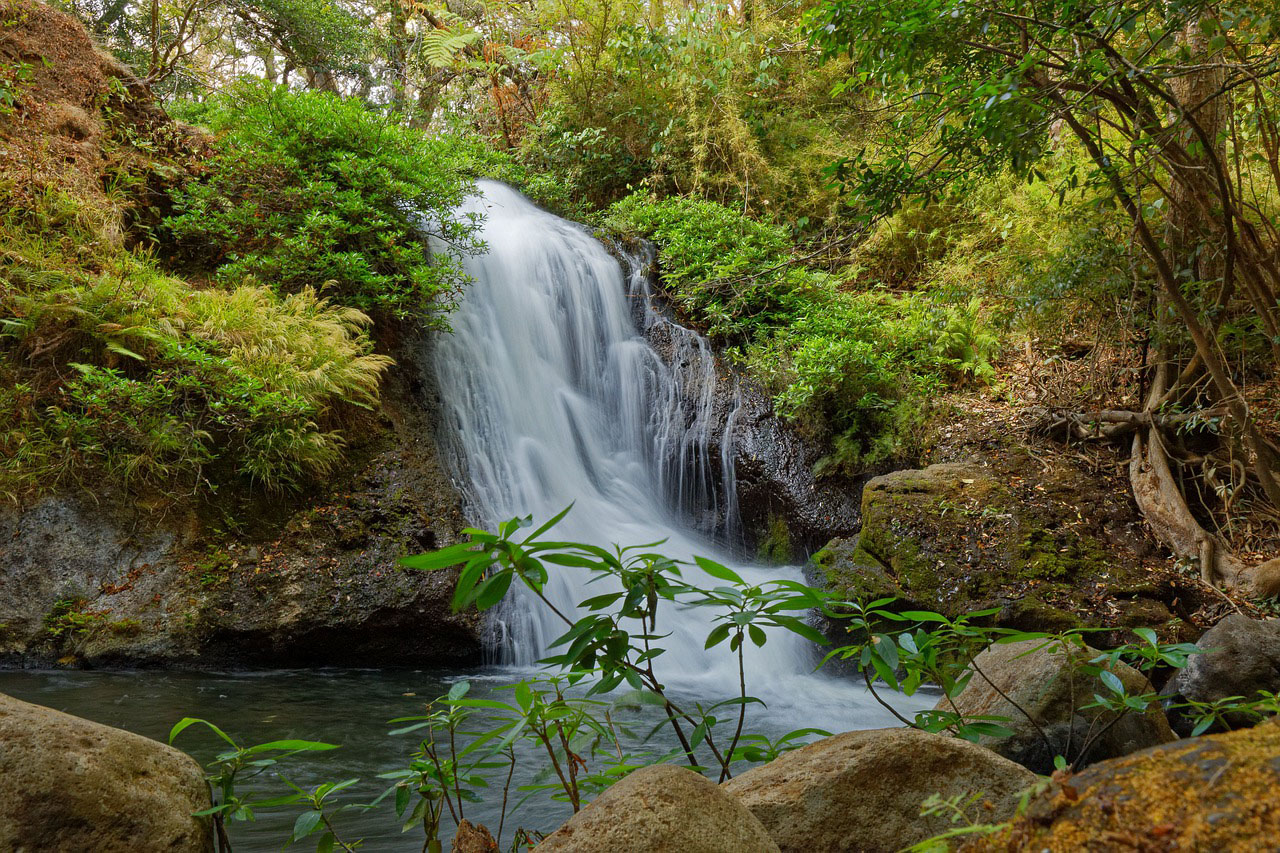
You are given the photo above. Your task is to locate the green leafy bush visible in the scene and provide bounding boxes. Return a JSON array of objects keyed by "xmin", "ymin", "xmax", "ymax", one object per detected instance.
[
  {"xmin": 164, "ymin": 83, "xmax": 487, "ymax": 321},
  {"xmin": 607, "ymin": 193, "xmax": 823, "ymax": 343},
  {"xmin": 1, "ymin": 190, "xmax": 391, "ymax": 500}
]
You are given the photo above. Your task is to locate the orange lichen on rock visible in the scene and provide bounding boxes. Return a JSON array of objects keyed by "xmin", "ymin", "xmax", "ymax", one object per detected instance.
[{"xmin": 964, "ymin": 720, "xmax": 1280, "ymax": 852}]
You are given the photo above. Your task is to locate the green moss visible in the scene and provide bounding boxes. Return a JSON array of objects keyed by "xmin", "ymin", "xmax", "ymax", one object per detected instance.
[
  {"xmin": 999, "ymin": 593, "xmax": 1085, "ymax": 632},
  {"xmin": 809, "ymin": 537, "xmax": 905, "ymax": 604},
  {"xmin": 756, "ymin": 514, "xmax": 794, "ymax": 565},
  {"xmin": 43, "ymin": 598, "xmax": 95, "ymax": 639},
  {"xmin": 1013, "ymin": 526, "xmax": 1110, "ymax": 581},
  {"xmin": 42, "ymin": 598, "xmax": 139, "ymax": 641},
  {"xmin": 195, "ymin": 548, "xmax": 234, "ymax": 588},
  {"xmin": 107, "ymin": 618, "xmax": 143, "ymax": 637}
]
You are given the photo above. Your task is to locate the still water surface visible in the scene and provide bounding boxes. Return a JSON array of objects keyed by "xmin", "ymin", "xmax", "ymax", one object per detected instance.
[{"xmin": 0, "ymin": 667, "xmax": 569, "ymax": 850}]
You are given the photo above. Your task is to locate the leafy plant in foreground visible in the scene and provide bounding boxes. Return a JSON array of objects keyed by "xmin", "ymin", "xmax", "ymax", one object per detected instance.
[
  {"xmin": 400, "ymin": 504, "xmax": 830, "ymax": 783},
  {"xmin": 171, "ymin": 515, "xmax": 1280, "ymax": 850},
  {"xmin": 168, "ymin": 717, "xmax": 348, "ymax": 852}
]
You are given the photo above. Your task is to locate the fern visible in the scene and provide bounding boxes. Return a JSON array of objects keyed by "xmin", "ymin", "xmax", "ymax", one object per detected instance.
[{"xmin": 418, "ymin": 18, "xmax": 480, "ymax": 69}]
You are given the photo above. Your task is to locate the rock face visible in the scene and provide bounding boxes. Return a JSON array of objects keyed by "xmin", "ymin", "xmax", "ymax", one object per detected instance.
[
  {"xmin": 0, "ymin": 341, "xmax": 482, "ymax": 668},
  {"xmin": 625, "ymin": 249, "xmax": 863, "ymax": 557},
  {"xmin": 941, "ymin": 639, "xmax": 1175, "ymax": 774},
  {"xmin": 964, "ymin": 720, "xmax": 1280, "ymax": 852},
  {"xmin": 536, "ymin": 764, "xmax": 779, "ymax": 853},
  {"xmin": 730, "ymin": 387, "xmax": 865, "ymax": 556},
  {"xmin": 0, "ymin": 692, "xmax": 212, "ymax": 852},
  {"xmin": 722, "ymin": 728, "xmax": 1037, "ymax": 853},
  {"xmin": 809, "ymin": 460, "xmax": 1204, "ymax": 637},
  {"xmin": 1165, "ymin": 615, "xmax": 1280, "ymax": 733}
]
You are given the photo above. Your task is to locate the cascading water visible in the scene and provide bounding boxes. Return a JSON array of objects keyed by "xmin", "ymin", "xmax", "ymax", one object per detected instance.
[{"xmin": 434, "ymin": 181, "xmax": 908, "ymax": 731}]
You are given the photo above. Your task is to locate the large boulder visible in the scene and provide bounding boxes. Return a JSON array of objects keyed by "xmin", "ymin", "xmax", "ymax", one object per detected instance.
[
  {"xmin": 1165, "ymin": 615, "xmax": 1280, "ymax": 733},
  {"xmin": 963, "ymin": 720, "xmax": 1280, "ymax": 851},
  {"xmin": 940, "ymin": 639, "xmax": 1175, "ymax": 774},
  {"xmin": 721, "ymin": 727, "xmax": 1036, "ymax": 853},
  {"xmin": 0, "ymin": 692, "xmax": 212, "ymax": 852},
  {"xmin": 536, "ymin": 764, "xmax": 778, "ymax": 853},
  {"xmin": 808, "ymin": 459, "xmax": 1204, "ymax": 638}
]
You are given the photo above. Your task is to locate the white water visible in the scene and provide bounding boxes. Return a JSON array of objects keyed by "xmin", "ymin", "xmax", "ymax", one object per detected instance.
[{"xmin": 434, "ymin": 182, "xmax": 911, "ymax": 732}]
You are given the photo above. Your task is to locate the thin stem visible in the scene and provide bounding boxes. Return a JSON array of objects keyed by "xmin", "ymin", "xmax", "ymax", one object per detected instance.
[
  {"xmin": 533, "ymin": 724, "xmax": 578, "ymax": 811},
  {"xmin": 720, "ymin": 637, "xmax": 748, "ymax": 783},
  {"xmin": 424, "ymin": 741, "xmax": 459, "ymax": 826},
  {"xmin": 319, "ymin": 813, "xmax": 357, "ymax": 853},
  {"xmin": 862, "ymin": 667, "xmax": 916, "ymax": 728},
  {"xmin": 496, "ymin": 747, "xmax": 515, "ymax": 847},
  {"xmin": 449, "ymin": 724, "xmax": 464, "ymax": 821},
  {"xmin": 969, "ymin": 656, "xmax": 1056, "ymax": 757}
]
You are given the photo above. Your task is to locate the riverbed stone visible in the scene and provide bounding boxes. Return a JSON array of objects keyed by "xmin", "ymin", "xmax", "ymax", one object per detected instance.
[
  {"xmin": 536, "ymin": 764, "xmax": 779, "ymax": 853},
  {"xmin": 721, "ymin": 727, "xmax": 1036, "ymax": 853},
  {"xmin": 940, "ymin": 638, "xmax": 1175, "ymax": 773},
  {"xmin": 0, "ymin": 691, "xmax": 213, "ymax": 852},
  {"xmin": 1165, "ymin": 614, "xmax": 1280, "ymax": 733},
  {"xmin": 962, "ymin": 719, "xmax": 1280, "ymax": 851}
]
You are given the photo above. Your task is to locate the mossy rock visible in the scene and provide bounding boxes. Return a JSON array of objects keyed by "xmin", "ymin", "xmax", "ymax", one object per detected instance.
[
  {"xmin": 963, "ymin": 721, "xmax": 1280, "ymax": 851},
  {"xmin": 811, "ymin": 461, "xmax": 1189, "ymax": 636}
]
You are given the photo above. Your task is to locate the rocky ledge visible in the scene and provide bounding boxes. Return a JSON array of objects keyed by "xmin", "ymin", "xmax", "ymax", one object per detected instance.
[
  {"xmin": 808, "ymin": 457, "xmax": 1214, "ymax": 639},
  {"xmin": 0, "ymin": 335, "xmax": 482, "ymax": 669}
]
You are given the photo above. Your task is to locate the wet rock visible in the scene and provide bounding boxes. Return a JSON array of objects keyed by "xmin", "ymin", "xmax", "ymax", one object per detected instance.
[
  {"xmin": 722, "ymin": 727, "xmax": 1036, "ymax": 853},
  {"xmin": 1165, "ymin": 615, "xmax": 1280, "ymax": 734},
  {"xmin": 963, "ymin": 720, "xmax": 1280, "ymax": 851},
  {"xmin": 809, "ymin": 460, "xmax": 1200, "ymax": 636},
  {"xmin": 730, "ymin": 388, "xmax": 864, "ymax": 554},
  {"xmin": 941, "ymin": 639, "xmax": 1175, "ymax": 774},
  {"xmin": 629, "ymin": 254, "xmax": 862, "ymax": 555},
  {"xmin": 0, "ymin": 692, "xmax": 213, "ymax": 852},
  {"xmin": 537, "ymin": 764, "xmax": 779, "ymax": 852}
]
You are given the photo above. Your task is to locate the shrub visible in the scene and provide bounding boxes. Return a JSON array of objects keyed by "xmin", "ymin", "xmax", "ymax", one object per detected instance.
[
  {"xmin": 607, "ymin": 193, "xmax": 821, "ymax": 343},
  {"xmin": 164, "ymin": 83, "xmax": 487, "ymax": 321},
  {"xmin": 0, "ymin": 191, "xmax": 391, "ymax": 500}
]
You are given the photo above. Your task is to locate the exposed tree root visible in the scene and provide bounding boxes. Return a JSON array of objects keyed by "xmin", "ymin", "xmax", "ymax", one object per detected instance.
[
  {"xmin": 1128, "ymin": 428, "xmax": 1254, "ymax": 593},
  {"xmin": 1031, "ymin": 406, "xmax": 1277, "ymax": 598}
]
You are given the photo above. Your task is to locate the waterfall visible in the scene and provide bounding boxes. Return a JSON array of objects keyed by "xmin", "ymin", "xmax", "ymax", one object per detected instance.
[{"xmin": 433, "ymin": 181, "xmax": 907, "ymax": 730}]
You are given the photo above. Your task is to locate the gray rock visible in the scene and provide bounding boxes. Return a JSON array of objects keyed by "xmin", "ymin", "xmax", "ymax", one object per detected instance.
[
  {"xmin": 808, "ymin": 458, "xmax": 1202, "ymax": 639},
  {"xmin": 941, "ymin": 639, "xmax": 1175, "ymax": 773},
  {"xmin": 0, "ymin": 691, "xmax": 213, "ymax": 852},
  {"xmin": 625, "ymin": 249, "xmax": 862, "ymax": 554},
  {"xmin": 722, "ymin": 727, "xmax": 1036, "ymax": 853},
  {"xmin": 1167, "ymin": 615, "xmax": 1280, "ymax": 732},
  {"xmin": 537, "ymin": 764, "xmax": 779, "ymax": 853}
]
